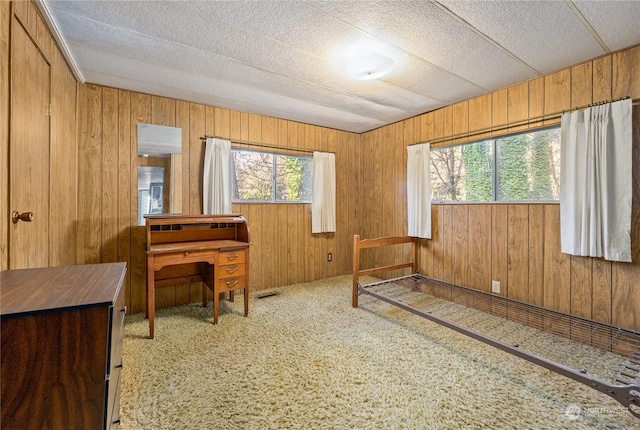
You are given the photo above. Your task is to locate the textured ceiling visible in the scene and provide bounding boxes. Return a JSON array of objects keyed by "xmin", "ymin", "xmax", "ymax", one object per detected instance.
[{"xmin": 39, "ymin": 0, "xmax": 640, "ymax": 133}]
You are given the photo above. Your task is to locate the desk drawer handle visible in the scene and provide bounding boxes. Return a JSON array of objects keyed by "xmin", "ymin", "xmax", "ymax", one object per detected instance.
[
  {"xmin": 226, "ymin": 254, "xmax": 239, "ymax": 261},
  {"xmin": 225, "ymin": 279, "xmax": 239, "ymax": 287},
  {"xmin": 226, "ymin": 266, "xmax": 239, "ymax": 274},
  {"xmin": 184, "ymin": 251, "xmax": 189, "ymax": 256},
  {"xmin": 120, "ymin": 306, "xmax": 127, "ymax": 314}
]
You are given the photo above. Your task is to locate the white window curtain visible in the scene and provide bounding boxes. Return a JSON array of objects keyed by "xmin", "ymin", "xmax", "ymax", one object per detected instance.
[
  {"xmin": 559, "ymin": 98, "xmax": 632, "ymax": 262},
  {"xmin": 407, "ymin": 143, "xmax": 432, "ymax": 239},
  {"xmin": 203, "ymin": 137, "xmax": 232, "ymax": 214},
  {"xmin": 311, "ymin": 151, "xmax": 336, "ymax": 233}
]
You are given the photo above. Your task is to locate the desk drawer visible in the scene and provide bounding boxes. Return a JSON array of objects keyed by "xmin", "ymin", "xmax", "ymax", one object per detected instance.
[
  {"xmin": 219, "ymin": 263, "xmax": 245, "ymax": 278},
  {"xmin": 217, "ymin": 276, "xmax": 246, "ymax": 293},
  {"xmin": 219, "ymin": 249, "xmax": 246, "ymax": 264},
  {"xmin": 153, "ymin": 249, "xmax": 216, "ymax": 269}
]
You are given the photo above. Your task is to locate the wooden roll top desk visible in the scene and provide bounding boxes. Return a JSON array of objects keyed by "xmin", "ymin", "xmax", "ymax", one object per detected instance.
[{"xmin": 145, "ymin": 214, "xmax": 251, "ymax": 339}]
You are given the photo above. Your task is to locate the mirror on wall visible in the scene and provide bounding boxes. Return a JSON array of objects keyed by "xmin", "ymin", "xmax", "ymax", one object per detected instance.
[{"xmin": 137, "ymin": 123, "xmax": 183, "ymax": 225}]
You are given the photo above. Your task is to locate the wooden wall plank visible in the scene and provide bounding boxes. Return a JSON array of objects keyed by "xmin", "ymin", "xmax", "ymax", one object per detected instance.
[
  {"xmin": 277, "ymin": 119, "xmax": 290, "ymax": 285},
  {"xmin": 491, "ymin": 205, "xmax": 508, "ymax": 295},
  {"xmin": 76, "ymin": 84, "xmax": 103, "ymax": 264},
  {"xmin": 432, "ymin": 109, "xmax": 444, "ymax": 145},
  {"xmin": 544, "ymin": 68, "xmax": 571, "ymax": 124},
  {"xmin": 452, "ymin": 101, "xmax": 468, "ymax": 144},
  {"xmin": 101, "ymin": 87, "xmax": 119, "ymax": 263},
  {"xmin": 528, "ymin": 77, "xmax": 545, "ymax": 128},
  {"xmin": 451, "ymin": 205, "xmax": 468, "ymax": 286},
  {"xmin": 214, "ymin": 107, "xmax": 230, "ymax": 139},
  {"xmin": 152, "ymin": 96, "xmax": 175, "ymax": 126},
  {"xmin": 442, "ymin": 105, "xmax": 454, "ymax": 146},
  {"xmin": 49, "ymin": 44, "xmax": 77, "ymax": 267},
  {"xmin": 593, "ymin": 55, "xmax": 612, "ymax": 103},
  {"xmin": 261, "ymin": 116, "xmax": 279, "ymax": 288},
  {"xmin": 507, "ymin": 82, "xmax": 529, "ymax": 133},
  {"xmin": 189, "ymin": 104, "xmax": 205, "ymax": 215},
  {"xmin": 612, "ymin": 45, "xmax": 640, "ymax": 99},
  {"xmin": 507, "ymin": 205, "xmax": 528, "ymax": 302},
  {"xmin": 469, "ymin": 94, "xmax": 491, "ymax": 141},
  {"xmin": 441, "ymin": 205, "xmax": 453, "ymax": 283},
  {"xmin": 528, "ymin": 205, "xmax": 544, "ymax": 306},
  {"xmin": 117, "ymin": 90, "xmax": 132, "ymax": 310},
  {"xmin": 492, "ymin": 88, "xmax": 508, "ymax": 132},
  {"xmin": 130, "ymin": 92, "xmax": 151, "ymax": 313},
  {"xmin": 571, "ymin": 62, "xmax": 593, "ymax": 108},
  {"xmin": 468, "ymin": 205, "xmax": 491, "ymax": 292},
  {"xmin": 421, "ymin": 111, "xmax": 434, "ymax": 143},
  {"xmin": 543, "ymin": 204, "xmax": 570, "ymax": 313},
  {"xmin": 570, "ymin": 256, "xmax": 592, "ymax": 319},
  {"xmin": 431, "ymin": 205, "xmax": 443, "ymax": 280}
]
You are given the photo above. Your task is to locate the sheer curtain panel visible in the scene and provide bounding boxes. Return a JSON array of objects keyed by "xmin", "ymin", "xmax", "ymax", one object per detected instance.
[
  {"xmin": 311, "ymin": 151, "xmax": 336, "ymax": 233},
  {"xmin": 559, "ymin": 98, "xmax": 632, "ymax": 262},
  {"xmin": 407, "ymin": 143, "xmax": 432, "ymax": 239},
  {"xmin": 203, "ymin": 137, "xmax": 232, "ymax": 214}
]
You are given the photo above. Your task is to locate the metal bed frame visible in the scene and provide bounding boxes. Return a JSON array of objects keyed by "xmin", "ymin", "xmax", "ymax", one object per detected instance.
[{"xmin": 352, "ymin": 235, "xmax": 640, "ymax": 419}]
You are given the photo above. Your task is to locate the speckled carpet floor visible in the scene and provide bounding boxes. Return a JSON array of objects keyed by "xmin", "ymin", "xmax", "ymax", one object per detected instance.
[{"xmin": 120, "ymin": 275, "xmax": 638, "ymax": 429}]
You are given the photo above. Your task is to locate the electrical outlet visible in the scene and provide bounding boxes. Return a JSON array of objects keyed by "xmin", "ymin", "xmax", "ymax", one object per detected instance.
[
  {"xmin": 327, "ymin": 253, "xmax": 332, "ymax": 262},
  {"xmin": 491, "ymin": 280, "xmax": 500, "ymax": 294}
]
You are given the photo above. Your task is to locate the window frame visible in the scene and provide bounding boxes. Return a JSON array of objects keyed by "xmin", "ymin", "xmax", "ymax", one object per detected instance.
[
  {"xmin": 430, "ymin": 125, "xmax": 561, "ymax": 204},
  {"xmin": 230, "ymin": 147, "xmax": 313, "ymax": 204}
]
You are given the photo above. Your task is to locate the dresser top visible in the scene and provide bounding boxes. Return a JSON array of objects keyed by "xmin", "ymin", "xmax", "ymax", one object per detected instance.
[{"xmin": 1, "ymin": 263, "xmax": 126, "ymax": 316}]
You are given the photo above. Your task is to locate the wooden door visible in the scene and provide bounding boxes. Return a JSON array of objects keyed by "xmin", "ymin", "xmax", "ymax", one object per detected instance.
[{"xmin": 9, "ymin": 18, "xmax": 50, "ymax": 269}]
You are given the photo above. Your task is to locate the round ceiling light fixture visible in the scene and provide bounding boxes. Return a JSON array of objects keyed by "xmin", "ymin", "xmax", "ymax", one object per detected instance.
[{"xmin": 345, "ymin": 54, "xmax": 395, "ymax": 80}]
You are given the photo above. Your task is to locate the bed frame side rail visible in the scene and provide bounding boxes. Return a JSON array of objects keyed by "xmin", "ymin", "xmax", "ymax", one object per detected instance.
[{"xmin": 352, "ymin": 234, "xmax": 416, "ymax": 308}]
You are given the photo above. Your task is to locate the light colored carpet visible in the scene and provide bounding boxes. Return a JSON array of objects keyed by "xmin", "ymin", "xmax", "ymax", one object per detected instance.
[{"xmin": 120, "ymin": 276, "xmax": 638, "ymax": 429}]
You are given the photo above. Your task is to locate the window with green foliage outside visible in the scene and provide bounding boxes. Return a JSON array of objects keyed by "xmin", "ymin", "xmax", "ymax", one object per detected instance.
[
  {"xmin": 430, "ymin": 127, "xmax": 560, "ymax": 202},
  {"xmin": 232, "ymin": 149, "xmax": 312, "ymax": 203}
]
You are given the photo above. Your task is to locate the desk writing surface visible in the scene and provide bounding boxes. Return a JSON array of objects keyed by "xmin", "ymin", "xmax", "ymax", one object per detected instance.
[{"xmin": 147, "ymin": 240, "xmax": 248, "ymax": 254}]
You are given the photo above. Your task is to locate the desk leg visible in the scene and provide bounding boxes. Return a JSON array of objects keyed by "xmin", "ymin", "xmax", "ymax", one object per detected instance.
[
  {"xmin": 212, "ymin": 269, "xmax": 219, "ymax": 325},
  {"xmin": 147, "ymin": 259, "xmax": 155, "ymax": 339},
  {"xmin": 244, "ymin": 286, "xmax": 249, "ymax": 317}
]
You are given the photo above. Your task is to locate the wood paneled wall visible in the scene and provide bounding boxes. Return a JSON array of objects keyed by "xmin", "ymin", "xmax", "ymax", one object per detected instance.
[
  {"xmin": 0, "ymin": 1, "xmax": 78, "ymax": 270},
  {"xmin": 359, "ymin": 46, "xmax": 640, "ymax": 331},
  {"xmin": 75, "ymin": 86, "xmax": 361, "ymax": 314},
  {"xmin": 3, "ymin": 1, "xmax": 639, "ymax": 330}
]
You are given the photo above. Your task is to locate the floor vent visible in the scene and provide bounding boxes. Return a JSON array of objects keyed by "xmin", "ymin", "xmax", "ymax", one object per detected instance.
[{"xmin": 256, "ymin": 292, "xmax": 279, "ymax": 299}]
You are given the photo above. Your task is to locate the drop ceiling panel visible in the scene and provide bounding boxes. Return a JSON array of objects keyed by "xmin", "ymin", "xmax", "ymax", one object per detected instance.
[
  {"xmin": 42, "ymin": 0, "xmax": 640, "ymax": 133},
  {"xmin": 307, "ymin": 0, "xmax": 537, "ymax": 89},
  {"xmin": 573, "ymin": 0, "xmax": 640, "ymax": 51},
  {"xmin": 438, "ymin": 0, "xmax": 606, "ymax": 74}
]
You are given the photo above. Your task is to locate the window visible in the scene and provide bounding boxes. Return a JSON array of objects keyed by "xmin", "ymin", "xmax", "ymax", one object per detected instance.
[
  {"xmin": 431, "ymin": 127, "xmax": 560, "ymax": 202},
  {"xmin": 232, "ymin": 149, "xmax": 313, "ymax": 203}
]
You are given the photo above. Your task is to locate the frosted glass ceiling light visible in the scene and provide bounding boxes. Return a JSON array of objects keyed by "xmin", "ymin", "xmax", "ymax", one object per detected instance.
[{"xmin": 345, "ymin": 54, "xmax": 395, "ymax": 80}]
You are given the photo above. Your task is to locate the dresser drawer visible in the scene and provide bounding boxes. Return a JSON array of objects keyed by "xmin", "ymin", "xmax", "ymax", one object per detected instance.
[
  {"xmin": 218, "ymin": 263, "xmax": 246, "ymax": 279},
  {"xmin": 219, "ymin": 249, "xmax": 246, "ymax": 264},
  {"xmin": 217, "ymin": 276, "xmax": 246, "ymax": 293}
]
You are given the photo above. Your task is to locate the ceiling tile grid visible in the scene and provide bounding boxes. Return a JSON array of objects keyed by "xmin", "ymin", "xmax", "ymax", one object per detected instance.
[{"xmin": 42, "ymin": 0, "xmax": 640, "ymax": 133}]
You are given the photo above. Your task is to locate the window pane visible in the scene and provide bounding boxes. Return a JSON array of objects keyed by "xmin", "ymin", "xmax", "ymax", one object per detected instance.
[
  {"xmin": 496, "ymin": 128, "xmax": 560, "ymax": 201},
  {"xmin": 232, "ymin": 149, "xmax": 313, "ymax": 203},
  {"xmin": 431, "ymin": 140, "xmax": 493, "ymax": 202},
  {"xmin": 232, "ymin": 150, "xmax": 274, "ymax": 201},
  {"xmin": 275, "ymin": 155, "xmax": 312, "ymax": 202},
  {"xmin": 431, "ymin": 127, "xmax": 559, "ymax": 203}
]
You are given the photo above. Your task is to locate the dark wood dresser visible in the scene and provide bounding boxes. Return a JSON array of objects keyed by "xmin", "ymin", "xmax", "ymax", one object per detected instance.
[{"xmin": 1, "ymin": 263, "xmax": 127, "ymax": 430}]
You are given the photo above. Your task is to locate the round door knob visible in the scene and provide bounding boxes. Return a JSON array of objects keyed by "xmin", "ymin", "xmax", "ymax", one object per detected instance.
[{"xmin": 12, "ymin": 211, "xmax": 34, "ymax": 224}]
